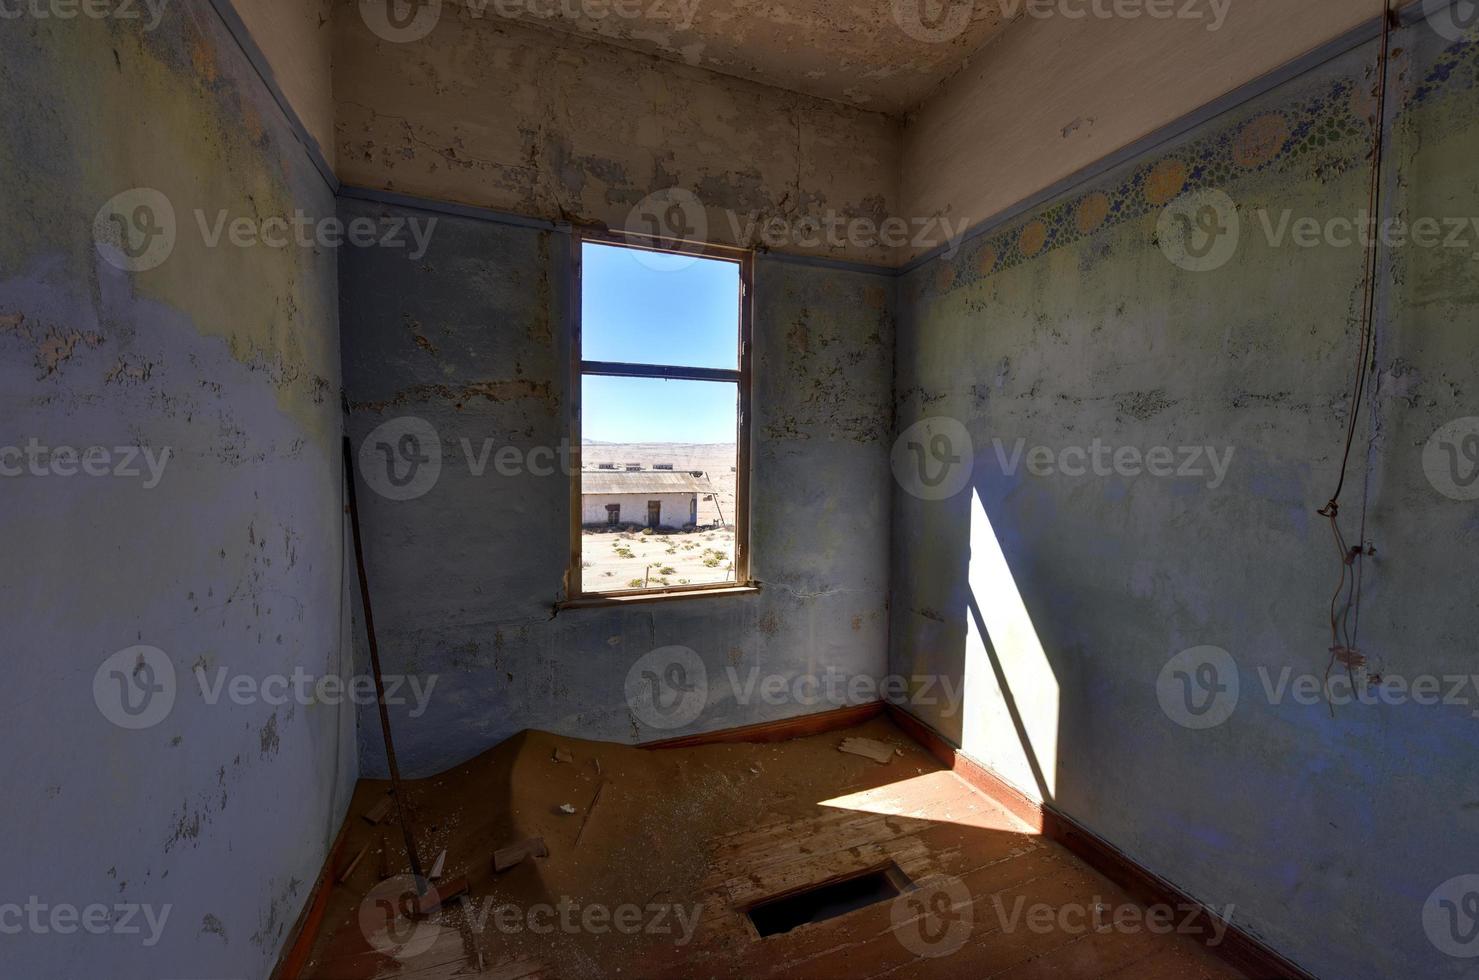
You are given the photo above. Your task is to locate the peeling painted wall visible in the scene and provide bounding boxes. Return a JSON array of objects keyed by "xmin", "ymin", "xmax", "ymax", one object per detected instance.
[
  {"xmin": 332, "ymin": 2, "xmax": 901, "ymax": 266},
  {"xmin": 374, "ymin": 0, "xmax": 1015, "ymax": 115},
  {"xmin": 900, "ymin": 0, "xmax": 1379, "ymax": 261},
  {"xmin": 891, "ymin": 22, "xmax": 1479, "ymax": 979},
  {"xmin": 339, "ymin": 197, "xmax": 895, "ymax": 776},
  {"xmin": 0, "ymin": 3, "xmax": 353, "ymax": 977},
  {"xmin": 231, "ymin": 0, "xmax": 337, "ymax": 168}
]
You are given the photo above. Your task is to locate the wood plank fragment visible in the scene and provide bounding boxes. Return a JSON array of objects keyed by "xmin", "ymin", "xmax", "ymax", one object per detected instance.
[
  {"xmin": 493, "ymin": 836, "xmax": 549, "ymax": 873},
  {"xmin": 838, "ymin": 736, "xmax": 897, "ymax": 764},
  {"xmin": 410, "ymin": 875, "xmax": 468, "ymax": 918},
  {"xmin": 362, "ymin": 794, "xmax": 394, "ymax": 825},
  {"xmin": 336, "ymin": 843, "xmax": 369, "ymax": 884}
]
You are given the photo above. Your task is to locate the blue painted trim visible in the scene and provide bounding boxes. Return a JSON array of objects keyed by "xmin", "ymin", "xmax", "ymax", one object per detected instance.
[
  {"xmin": 337, "ymin": 185, "xmax": 570, "ymax": 232},
  {"xmin": 338, "ymin": 186, "xmax": 899, "ymax": 276},
  {"xmin": 206, "ymin": 0, "xmax": 1449, "ymax": 280},
  {"xmin": 756, "ymin": 249, "xmax": 895, "ymax": 278},
  {"xmin": 207, "ymin": 0, "xmax": 339, "ymax": 193},
  {"xmin": 340, "ymin": 186, "xmax": 899, "ymax": 276}
]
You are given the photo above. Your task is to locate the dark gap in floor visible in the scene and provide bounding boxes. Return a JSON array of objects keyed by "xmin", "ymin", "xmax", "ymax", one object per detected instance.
[{"xmin": 747, "ymin": 862, "xmax": 911, "ymax": 937}]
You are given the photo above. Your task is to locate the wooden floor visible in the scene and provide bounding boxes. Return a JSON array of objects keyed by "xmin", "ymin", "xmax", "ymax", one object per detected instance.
[{"xmin": 300, "ymin": 718, "xmax": 1244, "ymax": 979}]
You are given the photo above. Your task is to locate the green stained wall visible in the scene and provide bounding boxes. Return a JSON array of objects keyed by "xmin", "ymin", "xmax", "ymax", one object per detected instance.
[
  {"xmin": 0, "ymin": 3, "xmax": 353, "ymax": 977},
  {"xmin": 891, "ymin": 22, "xmax": 1479, "ymax": 979}
]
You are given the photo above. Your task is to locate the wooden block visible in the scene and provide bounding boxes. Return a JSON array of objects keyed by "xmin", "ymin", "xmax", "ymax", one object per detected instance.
[
  {"xmin": 362, "ymin": 795, "xmax": 394, "ymax": 824},
  {"xmin": 493, "ymin": 836, "xmax": 549, "ymax": 873},
  {"xmin": 410, "ymin": 875, "xmax": 468, "ymax": 917},
  {"xmin": 838, "ymin": 736, "xmax": 897, "ymax": 764},
  {"xmin": 336, "ymin": 843, "xmax": 370, "ymax": 884}
]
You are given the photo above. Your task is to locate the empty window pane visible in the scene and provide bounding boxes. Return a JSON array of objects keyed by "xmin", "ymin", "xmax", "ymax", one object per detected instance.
[
  {"xmin": 580, "ymin": 242, "xmax": 740, "ymax": 370},
  {"xmin": 580, "ymin": 376, "xmax": 738, "ymax": 592}
]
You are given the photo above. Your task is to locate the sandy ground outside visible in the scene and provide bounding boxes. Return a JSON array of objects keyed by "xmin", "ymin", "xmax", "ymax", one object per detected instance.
[{"xmin": 579, "ymin": 443, "xmax": 738, "ymax": 591}]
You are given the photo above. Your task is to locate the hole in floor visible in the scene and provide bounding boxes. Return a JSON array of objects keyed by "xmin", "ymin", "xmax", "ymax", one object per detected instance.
[{"xmin": 746, "ymin": 862, "xmax": 913, "ymax": 937}]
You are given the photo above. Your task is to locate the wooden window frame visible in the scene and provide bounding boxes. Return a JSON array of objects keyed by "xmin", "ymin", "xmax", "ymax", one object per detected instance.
[{"xmin": 564, "ymin": 227, "xmax": 755, "ymax": 606}]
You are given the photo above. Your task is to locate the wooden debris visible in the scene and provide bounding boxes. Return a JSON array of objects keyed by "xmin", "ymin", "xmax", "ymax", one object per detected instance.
[
  {"xmin": 428, "ymin": 848, "xmax": 446, "ymax": 880},
  {"xmin": 362, "ymin": 794, "xmax": 394, "ymax": 825},
  {"xmin": 575, "ymin": 780, "xmax": 607, "ymax": 848},
  {"xmin": 552, "ymin": 747, "xmax": 574, "ymax": 763},
  {"xmin": 336, "ymin": 843, "xmax": 369, "ymax": 884},
  {"xmin": 838, "ymin": 736, "xmax": 897, "ymax": 765},
  {"xmin": 377, "ymin": 832, "xmax": 392, "ymax": 880},
  {"xmin": 493, "ymin": 836, "xmax": 549, "ymax": 872},
  {"xmin": 557, "ymin": 803, "xmax": 577, "ymax": 814},
  {"xmin": 410, "ymin": 875, "xmax": 468, "ymax": 918}
]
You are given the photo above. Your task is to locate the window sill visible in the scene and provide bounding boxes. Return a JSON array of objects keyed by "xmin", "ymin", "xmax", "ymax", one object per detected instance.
[{"xmin": 556, "ymin": 583, "xmax": 761, "ymax": 611}]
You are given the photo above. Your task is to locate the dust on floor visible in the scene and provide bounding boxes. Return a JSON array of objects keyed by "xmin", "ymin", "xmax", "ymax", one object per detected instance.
[{"xmin": 301, "ymin": 718, "xmax": 1243, "ymax": 979}]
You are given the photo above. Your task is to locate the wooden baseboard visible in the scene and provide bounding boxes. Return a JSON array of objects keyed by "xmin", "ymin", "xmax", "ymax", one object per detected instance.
[
  {"xmin": 887, "ymin": 705, "xmax": 1045, "ymax": 831},
  {"xmin": 270, "ymin": 806, "xmax": 355, "ymax": 980},
  {"xmin": 641, "ymin": 701, "xmax": 885, "ymax": 749},
  {"xmin": 886, "ymin": 705, "xmax": 1313, "ymax": 980}
]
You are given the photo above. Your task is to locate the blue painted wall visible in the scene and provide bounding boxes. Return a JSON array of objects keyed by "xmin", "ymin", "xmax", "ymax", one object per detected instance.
[
  {"xmin": 338, "ymin": 198, "xmax": 897, "ymax": 777},
  {"xmin": 0, "ymin": 3, "xmax": 354, "ymax": 977},
  {"xmin": 891, "ymin": 22, "xmax": 1479, "ymax": 979}
]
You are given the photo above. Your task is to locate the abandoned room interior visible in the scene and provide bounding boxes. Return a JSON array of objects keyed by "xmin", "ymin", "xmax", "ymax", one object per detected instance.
[{"xmin": 5, "ymin": 0, "xmax": 1479, "ymax": 977}]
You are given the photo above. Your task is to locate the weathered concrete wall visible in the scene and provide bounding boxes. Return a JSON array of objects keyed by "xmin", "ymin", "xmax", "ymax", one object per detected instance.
[
  {"xmin": 900, "ymin": 0, "xmax": 1379, "ymax": 260},
  {"xmin": 0, "ymin": 3, "xmax": 353, "ymax": 977},
  {"xmin": 231, "ymin": 0, "xmax": 337, "ymax": 169},
  {"xmin": 358, "ymin": 0, "xmax": 1014, "ymax": 115},
  {"xmin": 891, "ymin": 21, "xmax": 1479, "ymax": 978},
  {"xmin": 332, "ymin": 2, "xmax": 901, "ymax": 265},
  {"xmin": 340, "ymin": 196, "xmax": 895, "ymax": 776}
]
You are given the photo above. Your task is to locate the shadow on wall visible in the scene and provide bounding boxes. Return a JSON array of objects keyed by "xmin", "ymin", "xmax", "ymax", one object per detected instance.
[{"xmin": 889, "ymin": 17, "xmax": 1479, "ymax": 980}]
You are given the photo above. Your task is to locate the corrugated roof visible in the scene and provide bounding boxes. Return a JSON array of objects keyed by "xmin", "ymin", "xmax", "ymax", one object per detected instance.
[{"xmin": 581, "ymin": 470, "xmax": 712, "ymax": 495}]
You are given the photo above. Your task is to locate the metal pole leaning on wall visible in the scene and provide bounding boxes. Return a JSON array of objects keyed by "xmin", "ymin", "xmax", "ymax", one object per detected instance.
[{"xmin": 341, "ymin": 435, "xmax": 426, "ymax": 884}]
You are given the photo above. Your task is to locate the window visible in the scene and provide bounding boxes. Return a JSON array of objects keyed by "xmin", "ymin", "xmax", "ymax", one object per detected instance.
[{"xmin": 568, "ymin": 233, "xmax": 752, "ymax": 599}]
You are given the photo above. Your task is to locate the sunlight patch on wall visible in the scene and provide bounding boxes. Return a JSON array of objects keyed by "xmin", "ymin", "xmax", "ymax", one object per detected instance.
[{"xmin": 965, "ymin": 488, "xmax": 1060, "ymax": 802}]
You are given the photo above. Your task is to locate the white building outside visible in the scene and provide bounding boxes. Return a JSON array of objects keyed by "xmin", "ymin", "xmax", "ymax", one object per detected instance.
[{"xmin": 581, "ymin": 470, "xmax": 713, "ymax": 529}]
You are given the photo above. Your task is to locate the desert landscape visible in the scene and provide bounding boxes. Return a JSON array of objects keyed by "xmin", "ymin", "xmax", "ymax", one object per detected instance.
[{"xmin": 579, "ymin": 442, "xmax": 738, "ymax": 591}]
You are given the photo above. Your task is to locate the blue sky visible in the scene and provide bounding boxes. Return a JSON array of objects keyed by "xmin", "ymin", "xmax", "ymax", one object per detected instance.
[
  {"xmin": 581, "ymin": 243, "xmax": 740, "ymax": 444},
  {"xmin": 581, "ymin": 377, "xmax": 738, "ymax": 444}
]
